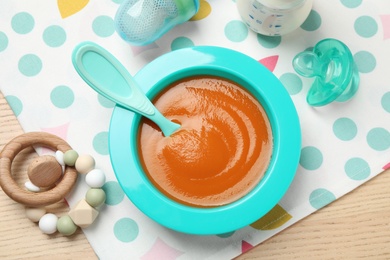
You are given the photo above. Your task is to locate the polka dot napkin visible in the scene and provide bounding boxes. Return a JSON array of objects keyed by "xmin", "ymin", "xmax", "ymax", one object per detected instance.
[{"xmin": 1, "ymin": 0, "xmax": 390, "ymax": 259}]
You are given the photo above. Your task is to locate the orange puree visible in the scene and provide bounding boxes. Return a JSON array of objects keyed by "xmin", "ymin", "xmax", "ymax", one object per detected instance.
[{"xmin": 138, "ymin": 76, "xmax": 273, "ymax": 207}]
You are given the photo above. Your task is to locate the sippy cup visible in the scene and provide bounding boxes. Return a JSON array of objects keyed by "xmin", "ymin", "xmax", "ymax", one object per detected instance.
[
  {"xmin": 115, "ymin": 0, "xmax": 200, "ymax": 46},
  {"xmin": 236, "ymin": 0, "xmax": 313, "ymax": 36}
]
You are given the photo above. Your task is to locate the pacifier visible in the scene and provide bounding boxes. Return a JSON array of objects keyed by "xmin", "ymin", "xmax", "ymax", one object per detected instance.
[
  {"xmin": 293, "ymin": 38, "xmax": 360, "ymax": 106},
  {"xmin": 115, "ymin": 0, "xmax": 200, "ymax": 46}
]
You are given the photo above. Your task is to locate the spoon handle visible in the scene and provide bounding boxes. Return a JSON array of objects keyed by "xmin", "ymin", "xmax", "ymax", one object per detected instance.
[
  {"xmin": 72, "ymin": 41, "xmax": 155, "ymax": 116},
  {"xmin": 72, "ymin": 42, "xmax": 180, "ymax": 136}
]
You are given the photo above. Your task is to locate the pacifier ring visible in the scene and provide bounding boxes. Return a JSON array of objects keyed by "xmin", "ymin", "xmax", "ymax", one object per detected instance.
[{"xmin": 0, "ymin": 132, "xmax": 78, "ymax": 207}]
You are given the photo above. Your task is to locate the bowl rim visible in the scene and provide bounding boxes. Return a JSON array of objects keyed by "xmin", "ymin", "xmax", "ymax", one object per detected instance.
[{"xmin": 109, "ymin": 46, "xmax": 301, "ymax": 235}]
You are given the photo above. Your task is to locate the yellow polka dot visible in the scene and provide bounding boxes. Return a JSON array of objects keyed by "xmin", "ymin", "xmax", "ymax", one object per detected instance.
[
  {"xmin": 190, "ymin": 0, "xmax": 211, "ymax": 21},
  {"xmin": 250, "ymin": 204, "xmax": 292, "ymax": 230},
  {"xmin": 57, "ymin": 0, "xmax": 89, "ymax": 18}
]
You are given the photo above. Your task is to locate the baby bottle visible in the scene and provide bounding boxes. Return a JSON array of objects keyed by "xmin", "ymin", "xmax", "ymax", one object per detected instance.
[{"xmin": 236, "ymin": 0, "xmax": 313, "ymax": 36}]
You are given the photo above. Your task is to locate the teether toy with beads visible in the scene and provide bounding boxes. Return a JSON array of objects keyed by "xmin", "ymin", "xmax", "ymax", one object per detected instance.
[
  {"xmin": 0, "ymin": 132, "xmax": 106, "ymax": 236},
  {"xmin": 292, "ymin": 38, "xmax": 360, "ymax": 106}
]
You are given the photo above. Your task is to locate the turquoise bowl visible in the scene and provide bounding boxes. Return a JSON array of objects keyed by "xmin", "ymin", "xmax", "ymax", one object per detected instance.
[{"xmin": 109, "ymin": 46, "xmax": 301, "ymax": 235}]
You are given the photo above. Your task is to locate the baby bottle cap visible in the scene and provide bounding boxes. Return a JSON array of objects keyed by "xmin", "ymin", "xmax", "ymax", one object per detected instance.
[
  {"xmin": 292, "ymin": 38, "xmax": 360, "ymax": 106},
  {"xmin": 115, "ymin": 0, "xmax": 200, "ymax": 46}
]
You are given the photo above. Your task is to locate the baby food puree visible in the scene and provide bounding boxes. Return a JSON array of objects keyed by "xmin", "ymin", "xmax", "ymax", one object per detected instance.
[{"xmin": 138, "ymin": 76, "xmax": 273, "ymax": 207}]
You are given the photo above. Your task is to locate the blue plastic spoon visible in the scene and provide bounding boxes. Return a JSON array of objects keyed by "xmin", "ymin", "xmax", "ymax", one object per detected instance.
[{"xmin": 72, "ymin": 42, "xmax": 180, "ymax": 136}]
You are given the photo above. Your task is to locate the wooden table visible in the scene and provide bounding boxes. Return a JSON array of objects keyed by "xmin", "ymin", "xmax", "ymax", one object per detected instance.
[{"xmin": 1, "ymin": 91, "xmax": 390, "ymax": 259}]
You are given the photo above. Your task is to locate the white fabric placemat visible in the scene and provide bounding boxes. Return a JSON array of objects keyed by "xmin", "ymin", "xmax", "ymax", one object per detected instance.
[{"xmin": 1, "ymin": 0, "xmax": 389, "ymax": 259}]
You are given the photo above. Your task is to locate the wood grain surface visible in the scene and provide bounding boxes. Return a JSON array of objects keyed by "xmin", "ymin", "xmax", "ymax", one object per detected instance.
[{"xmin": 1, "ymin": 91, "xmax": 390, "ymax": 259}]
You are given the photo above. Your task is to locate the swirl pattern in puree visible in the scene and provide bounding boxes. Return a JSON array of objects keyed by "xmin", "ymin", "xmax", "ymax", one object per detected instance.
[{"xmin": 138, "ymin": 76, "xmax": 273, "ymax": 207}]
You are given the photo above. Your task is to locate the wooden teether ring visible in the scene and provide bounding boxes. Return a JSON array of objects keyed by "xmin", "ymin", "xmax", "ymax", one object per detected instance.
[{"xmin": 0, "ymin": 132, "xmax": 78, "ymax": 207}]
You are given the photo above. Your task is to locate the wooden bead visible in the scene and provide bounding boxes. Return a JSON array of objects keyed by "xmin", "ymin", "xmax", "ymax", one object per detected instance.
[
  {"xmin": 27, "ymin": 155, "xmax": 62, "ymax": 188},
  {"xmin": 68, "ymin": 199, "xmax": 99, "ymax": 228}
]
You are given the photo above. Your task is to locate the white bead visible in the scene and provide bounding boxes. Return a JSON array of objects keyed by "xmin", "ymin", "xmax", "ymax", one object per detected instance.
[
  {"xmin": 55, "ymin": 150, "xmax": 65, "ymax": 166},
  {"xmin": 85, "ymin": 169, "xmax": 106, "ymax": 188},
  {"xmin": 25, "ymin": 181, "xmax": 40, "ymax": 192},
  {"xmin": 39, "ymin": 213, "xmax": 58, "ymax": 234}
]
